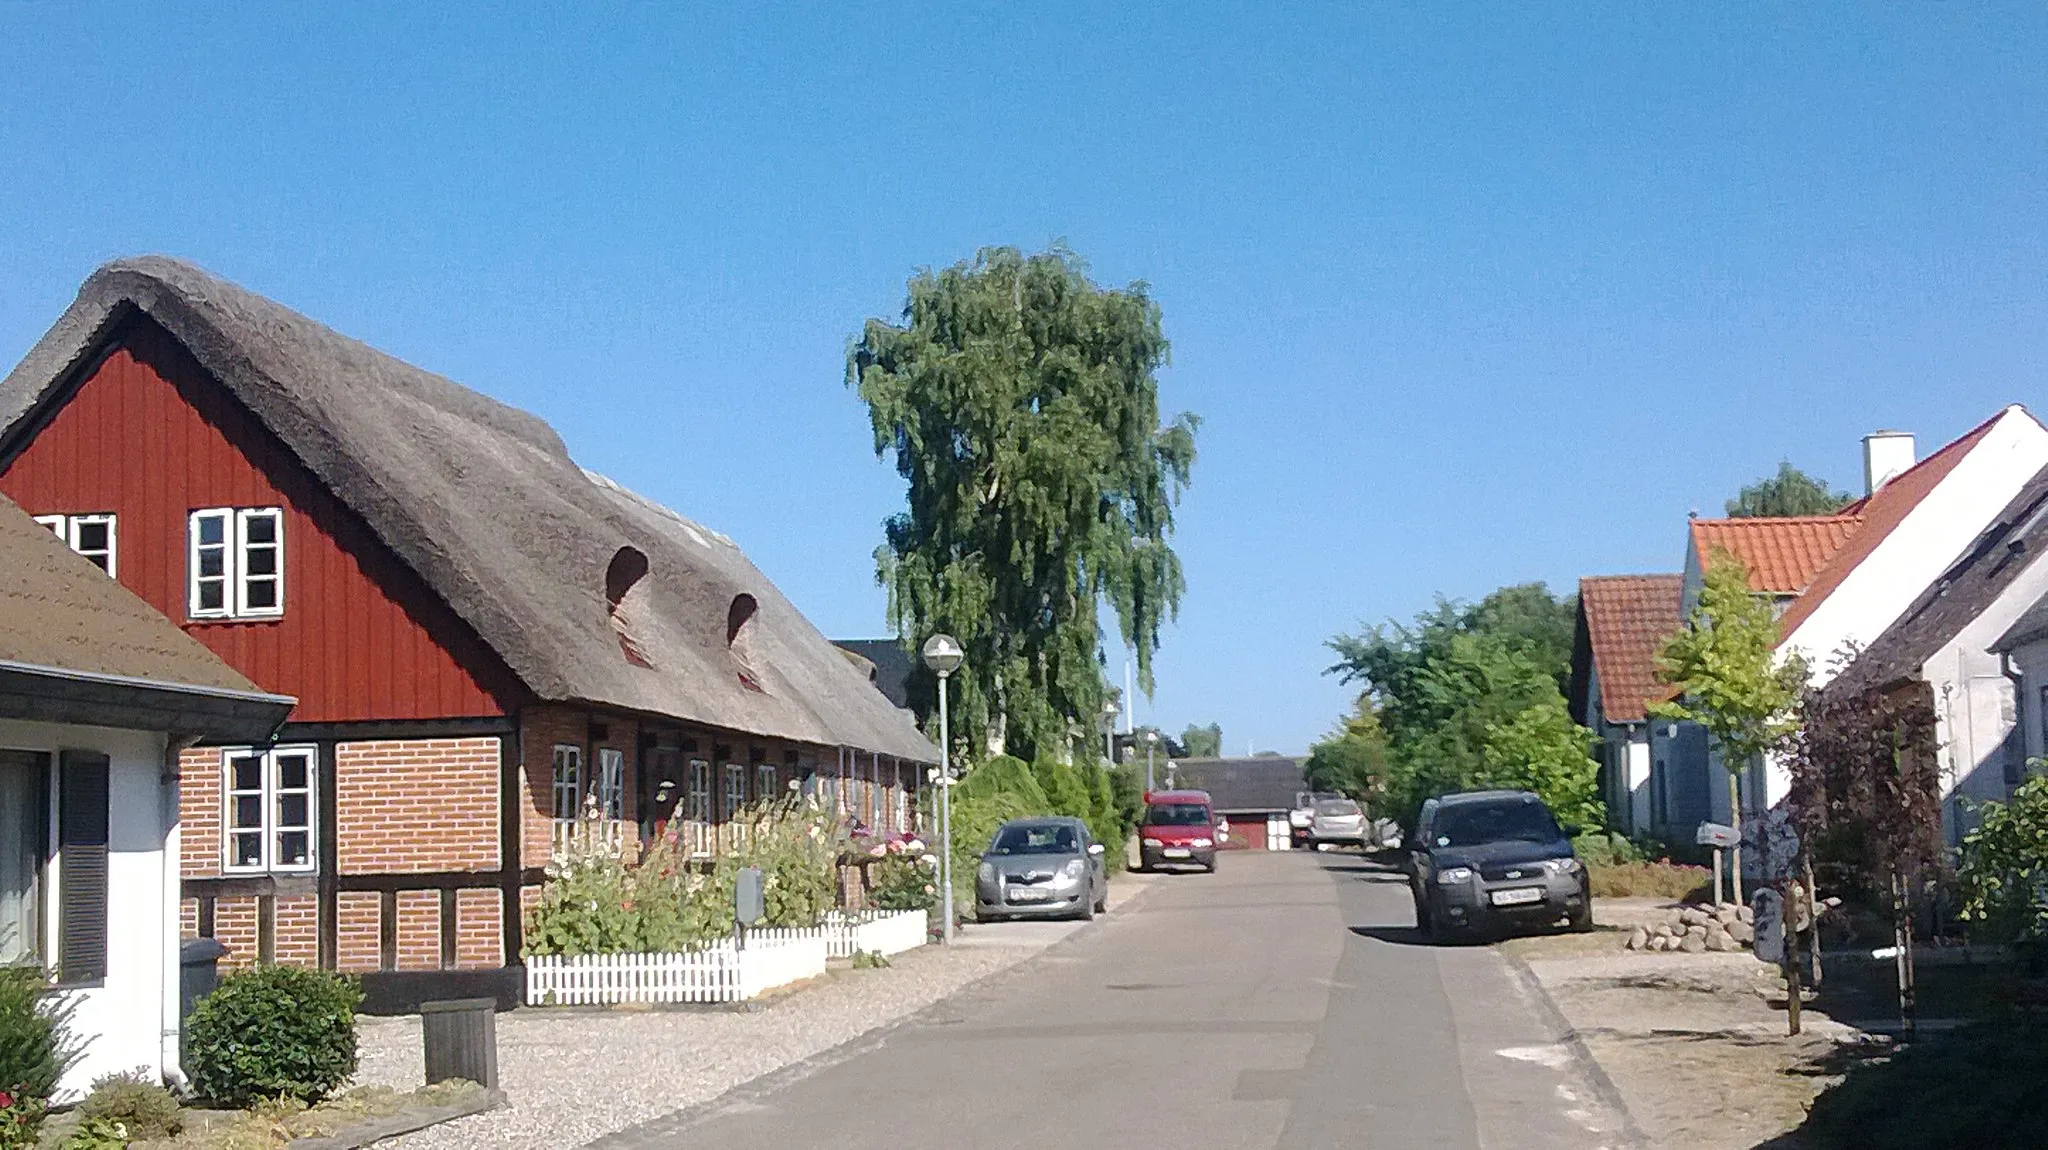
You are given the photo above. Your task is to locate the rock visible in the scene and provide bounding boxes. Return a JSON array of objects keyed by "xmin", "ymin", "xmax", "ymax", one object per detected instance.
[
  {"xmin": 1729, "ymin": 921, "xmax": 1754, "ymax": 944},
  {"xmin": 1628, "ymin": 926, "xmax": 1649, "ymax": 951},
  {"xmin": 1713, "ymin": 905, "xmax": 1742, "ymax": 925},
  {"xmin": 1686, "ymin": 923, "xmax": 1709, "ymax": 939},
  {"xmin": 1738, "ymin": 905, "xmax": 1754, "ymax": 923},
  {"xmin": 1649, "ymin": 935, "xmax": 1671, "ymax": 952},
  {"xmin": 1653, "ymin": 922, "xmax": 1675, "ymax": 938},
  {"xmin": 1681, "ymin": 907, "xmax": 1709, "ymax": 927},
  {"xmin": 1681, "ymin": 933, "xmax": 1708, "ymax": 954},
  {"xmin": 1706, "ymin": 929, "xmax": 1732, "ymax": 952}
]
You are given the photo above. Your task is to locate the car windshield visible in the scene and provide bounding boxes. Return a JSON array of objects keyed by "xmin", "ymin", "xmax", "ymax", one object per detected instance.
[
  {"xmin": 1315, "ymin": 799, "xmax": 1360, "ymax": 817},
  {"xmin": 1431, "ymin": 800, "xmax": 1563, "ymax": 847},
  {"xmin": 1143, "ymin": 803, "xmax": 1211, "ymax": 826},
  {"xmin": 989, "ymin": 823, "xmax": 1078, "ymax": 855}
]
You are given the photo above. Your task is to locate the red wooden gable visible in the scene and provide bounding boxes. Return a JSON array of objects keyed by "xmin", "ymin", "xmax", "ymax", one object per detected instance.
[{"xmin": 0, "ymin": 318, "xmax": 520, "ymax": 723}]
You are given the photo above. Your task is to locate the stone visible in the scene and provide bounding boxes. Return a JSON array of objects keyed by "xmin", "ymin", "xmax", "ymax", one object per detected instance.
[
  {"xmin": 1738, "ymin": 905, "xmax": 1754, "ymax": 923},
  {"xmin": 1628, "ymin": 927, "xmax": 1649, "ymax": 951},
  {"xmin": 1650, "ymin": 935, "xmax": 1671, "ymax": 952},
  {"xmin": 1714, "ymin": 905, "xmax": 1741, "ymax": 925},
  {"xmin": 1681, "ymin": 933, "xmax": 1708, "ymax": 954},
  {"xmin": 1686, "ymin": 923, "xmax": 1709, "ymax": 939},
  {"xmin": 1729, "ymin": 921, "xmax": 1754, "ymax": 944},
  {"xmin": 1681, "ymin": 907, "xmax": 1709, "ymax": 927},
  {"xmin": 1653, "ymin": 922, "xmax": 1675, "ymax": 938},
  {"xmin": 1706, "ymin": 929, "xmax": 1733, "ymax": 952}
]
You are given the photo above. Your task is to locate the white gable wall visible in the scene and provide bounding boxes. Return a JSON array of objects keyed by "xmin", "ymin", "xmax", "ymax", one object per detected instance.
[{"xmin": 0, "ymin": 718, "xmax": 177, "ymax": 1099}]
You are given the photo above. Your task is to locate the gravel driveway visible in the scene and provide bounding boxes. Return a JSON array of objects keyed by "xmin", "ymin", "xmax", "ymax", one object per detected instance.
[{"xmin": 357, "ymin": 873, "xmax": 1159, "ymax": 1149}]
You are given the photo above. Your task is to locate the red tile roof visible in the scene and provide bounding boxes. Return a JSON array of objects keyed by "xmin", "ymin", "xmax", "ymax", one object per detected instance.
[
  {"xmin": 1687, "ymin": 516, "xmax": 1862, "ymax": 595},
  {"xmin": 1578, "ymin": 574, "xmax": 1685, "ymax": 724},
  {"xmin": 1775, "ymin": 410, "xmax": 2006, "ymax": 636}
]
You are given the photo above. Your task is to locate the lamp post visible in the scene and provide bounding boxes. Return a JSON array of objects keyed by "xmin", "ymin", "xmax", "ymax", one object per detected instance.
[
  {"xmin": 921, "ymin": 633, "xmax": 965, "ymax": 944},
  {"xmin": 1101, "ymin": 699, "xmax": 1120, "ymax": 764},
  {"xmin": 1144, "ymin": 730, "xmax": 1159, "ymax": 793}
]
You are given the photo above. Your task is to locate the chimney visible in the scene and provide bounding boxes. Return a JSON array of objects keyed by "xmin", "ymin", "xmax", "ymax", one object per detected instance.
[{"xmin": 1863, "ymin": 430, "xmax": 1915, "ymax": 495}]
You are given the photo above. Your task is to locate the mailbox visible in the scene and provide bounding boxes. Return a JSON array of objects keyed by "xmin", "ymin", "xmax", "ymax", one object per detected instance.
[
  {"xmin": 735, "ymin": 865, "xmax": 765, "ymax": 926},
  {"xmin": 1695, "ymin": 822, "xmax": 1739, "ymax": 849}
]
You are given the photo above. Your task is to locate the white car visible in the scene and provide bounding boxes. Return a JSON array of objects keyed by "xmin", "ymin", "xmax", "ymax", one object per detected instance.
[{"xmin": 1309, "ymin": 796, "xmax": 1368, "ymax": 850}]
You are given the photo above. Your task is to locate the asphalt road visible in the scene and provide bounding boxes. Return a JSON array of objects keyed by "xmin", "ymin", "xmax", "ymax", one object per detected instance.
[{"xmin": 592, "ymin": 851, "xmax": 1635, "ymax": 1150}]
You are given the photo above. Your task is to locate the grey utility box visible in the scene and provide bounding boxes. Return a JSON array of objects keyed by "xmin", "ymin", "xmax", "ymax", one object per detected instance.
[{"xmin": 420, "ymin": 997, "xmax": 498, "ymax": 1089}]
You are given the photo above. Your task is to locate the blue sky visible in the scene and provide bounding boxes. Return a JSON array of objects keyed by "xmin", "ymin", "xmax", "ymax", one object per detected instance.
[{"xmin": 4, "ymin": 5, "xmax": 2046, "ymax": 753}]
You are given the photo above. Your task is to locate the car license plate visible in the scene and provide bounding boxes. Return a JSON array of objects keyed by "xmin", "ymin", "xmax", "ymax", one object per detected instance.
[
  {"xmin": 1009, "ymin": 888, "xmax": 1050, "ymax": 902},
  {"xmin": 1163, "ymin": 847, "xmax": 1191, "ymax": 858},
  {"xmin": 1490, "ymin": 887, "xmax": 1544, "ymax": 906}
]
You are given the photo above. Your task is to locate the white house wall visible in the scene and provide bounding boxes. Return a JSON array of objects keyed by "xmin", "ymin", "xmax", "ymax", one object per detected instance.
[
  {"xmin": 1923, "ymin": 552, "xmax": 2048, "ymax": 842},
  {"xmin": 0, "ymin": 718, "xmax": 174, "ymax": 1099}
]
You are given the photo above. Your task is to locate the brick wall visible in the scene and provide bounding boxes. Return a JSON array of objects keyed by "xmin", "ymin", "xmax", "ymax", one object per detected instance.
[
  {"xmin": 518, "ymin": 705, "xmax": 641, "ymax": 868},
  {"xmin": 214, "ymin": 897, "xmax": 258, "ymax": 969},
  {"xmin": 336, "ymin": 737, "xmax": 501, "ymax": 874},
  {"xmin": 395, "ymin": 891, "xmax": 440, "ymax": 971},
  {"xmin": 336, "ymin": 892, "xmax": 381, "ymax": 973},
  {"xmin": 180, "ymin": 746, "xmax": 222, "ymax": 879},
  {"xmin": 455, "ymin": 889, "xmax": 501, "ymax": 969},
  {"xmin": 274, "ymin": 894, "xmax": 320, "ymax": 964}
]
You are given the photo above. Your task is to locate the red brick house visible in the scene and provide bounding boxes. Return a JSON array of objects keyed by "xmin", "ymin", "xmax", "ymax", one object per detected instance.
[{"xmin": 0, "ymin": 257, "xmax": 936, "ymax": 1009}]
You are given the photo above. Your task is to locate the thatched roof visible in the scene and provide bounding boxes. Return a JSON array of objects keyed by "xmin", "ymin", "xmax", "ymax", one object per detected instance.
[{"xmin": 0, "ymin": 257, "xmax": 935, "ymax": 762}]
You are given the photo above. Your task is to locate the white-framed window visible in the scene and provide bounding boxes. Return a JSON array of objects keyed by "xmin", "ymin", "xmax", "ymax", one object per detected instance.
[
  {"xmin": 893, "ymin": 760, "xmax": 907, "ymax": 833},
  {"xmin": 723, "ymin": 763, "xmax": 746, "ymax": 821},
  {"xmin": 0, "ymin": 750, "xmax": 46, "ymax": 966},
  {"xmin": 687, "ymin": 759, "xmax": 712, "ymax": 853},
  {"xmin": 222, "ymin": 746, "xmax": 316, "ymax": 874},
  {"xmin": 551, "ymin": 745, "xmax": 583, "ymax": 824},
  {"xmin": 595, "ymin": 747, "xmax": 626, "ymax": 821},
  {"xmin": 35, "ymin": 513, "xmax": 117, "ymax": 576},
  {"xmin": 188, "ymin": 507, "xmax": 284, "ymax": 619},
  {"xmin": 755, "ymin": 762, "xmax": 777, "ymax": 804}
]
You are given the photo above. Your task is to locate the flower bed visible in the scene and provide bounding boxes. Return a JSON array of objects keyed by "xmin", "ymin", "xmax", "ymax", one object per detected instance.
[{"xmin": 526, "ymin": 936, "xmax": 828, "ymax": 1006}]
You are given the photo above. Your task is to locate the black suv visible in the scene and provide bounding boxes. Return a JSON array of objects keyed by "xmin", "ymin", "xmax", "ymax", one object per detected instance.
[{"xmin": 1408, "ymin": 790, "xmax": 1591, "ymax": 941}]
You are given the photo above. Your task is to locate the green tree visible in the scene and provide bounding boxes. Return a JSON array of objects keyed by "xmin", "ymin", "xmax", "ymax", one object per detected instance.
[
  {"xmin": 1179, "ymin": 722, "xmax": 1223, "ymax": 758},
  {"xmin": 1324, "ymin": 583, "xmax": 1597, "ymax": 832},
  {"xmin": 1652, "ymin": 551, "xmax": 1808, "ymax": 902},
  {"xmin": 1304, "ymin": 699, "xmax": 1389, "ymax": 801},
  {"xmin": 1726, "ymin": 461, "xmax": 1851, "ymax": 518},
  {"xmin": 849, "ymin": 245, "xmax": 1199, "ymax": 761}
]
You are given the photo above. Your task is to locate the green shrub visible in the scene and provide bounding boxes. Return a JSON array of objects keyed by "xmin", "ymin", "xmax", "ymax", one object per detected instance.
[
  {"xmin": 867, "ymin": 846, "xmax": 939, "ymax": 912},
  {"xmin": 1957, "ymin": 776, "xmax": 2048, "ymax": 945},
  {"xmin": 184, "ymin": 966, "xmax": 362, "ymax": 1107},
  {"xmin": 1802, "ymin": 1019, "xmax": 2048, "ymax": 1148},
  {"xmin": 1587, "ymin": 859, "xmax": 1712, "ymax": 901},
  {"xmin": 80, "ymin": 1069, "xmax": 182, "ymax": 1141},
  {"xmin": 59, "ymin": 1115, "xmax": 129, "ymax": 1150},
  {"xmin": 1573, "ymin": 831, "xmax": 1647, "ymax": 867},
  {"xmin": 0, "ymin": 965, "xmax": 76, "ymax": 1146},
  {"xmin": 1030, "ymin": 756, "xmax": 1095, "ymax": 821}
]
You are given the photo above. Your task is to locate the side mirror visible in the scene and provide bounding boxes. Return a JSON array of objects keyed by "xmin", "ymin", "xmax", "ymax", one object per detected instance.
[{"xmin": 1086, "ymin": 843, "xmax": 1106, "ymax": 857}]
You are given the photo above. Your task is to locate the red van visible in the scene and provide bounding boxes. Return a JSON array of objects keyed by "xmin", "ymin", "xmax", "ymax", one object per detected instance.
[{"xmin": 1137, "ymin": 789, "xmax": 1221, "ymax": 873}]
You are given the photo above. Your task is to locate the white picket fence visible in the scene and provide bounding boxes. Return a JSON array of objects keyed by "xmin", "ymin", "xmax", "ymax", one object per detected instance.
[
  {"xmin": 744, "ymin": 908, "xmax": 931, "ymax": 960},
  {"xmin": 525, "ymin": 936, "xmax": 828, "ymax": 1006}
]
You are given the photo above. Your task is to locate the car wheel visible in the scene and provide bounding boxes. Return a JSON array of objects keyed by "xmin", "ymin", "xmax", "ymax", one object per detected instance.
[
  {"xmin": 1094, "ymin": 890, "xmax": 1108, "ymax": 914},
  {"xmin": 1414, "ymin": 895, "xmax": 1434, "ymax": 940},
  {"xmin": 1569, "ymin": 891, "xmax": 1595, "ymax": 933}
]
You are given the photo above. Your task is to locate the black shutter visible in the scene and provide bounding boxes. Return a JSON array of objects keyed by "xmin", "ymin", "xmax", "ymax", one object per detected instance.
[{"xmin": 59, "ymin": 751, "xmax": 110, "ymax": 985}]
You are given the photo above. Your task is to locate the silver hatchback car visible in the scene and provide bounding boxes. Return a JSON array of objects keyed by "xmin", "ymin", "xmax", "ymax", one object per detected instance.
[{"xmin": 974, "ymin": 817, "xmax": 1109, "ymax": 922}]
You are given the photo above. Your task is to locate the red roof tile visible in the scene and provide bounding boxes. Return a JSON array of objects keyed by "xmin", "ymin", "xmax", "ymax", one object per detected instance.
[
  {"xmin": 1687, "ymin": 516, "xmax": 1862, "ymax": 595},
  {"xmin": 1579, "ymin": 574, "xmax": 1685, "ymax": 724},
  {"xmin": 1775, "ymin": 410, "xmax": 2006, "ymax": 636}
]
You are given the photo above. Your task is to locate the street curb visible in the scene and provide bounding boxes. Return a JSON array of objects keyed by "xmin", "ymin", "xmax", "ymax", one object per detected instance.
[
  {"xmin": 579, "ymin": 875, "xmax": 1159, "ymax": 1149},
  {"xmin": 1498, "ymin": 949, "xmax": 1651, "ymax": 1150}
]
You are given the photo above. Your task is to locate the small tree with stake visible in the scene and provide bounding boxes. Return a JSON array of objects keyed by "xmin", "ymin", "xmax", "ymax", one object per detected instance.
[
  {"xmin": 1652, "ymin": 551, "xmax": 1807, "ymax": 907},
  {"xmin": 1786, "ymin": 678, "xmax": 1943, "ymax": 1036}
]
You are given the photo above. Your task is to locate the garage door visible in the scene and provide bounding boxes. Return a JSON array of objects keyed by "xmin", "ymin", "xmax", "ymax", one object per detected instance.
[{"xmin": 1218, "ymin": 811, "xmax": 1282, "ymax": 850}]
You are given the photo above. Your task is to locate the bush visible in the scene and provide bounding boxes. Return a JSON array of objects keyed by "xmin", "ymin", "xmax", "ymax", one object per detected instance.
[
  {"xmin": 60, "ymin": 1115, "xmax": 128, "ymax": 1149},
  {"xmin": 80, "ymin": 1069, "xmax": 182, "ymax": 1141},
  {"xmin": 184, "ymin": 966, "xmax": 362, "ymax": 1107},
  {"xmin": 1801, "ymin": 1019, "xmax": 2048, "ymax": 1148},
  {"xmin": 0, "ymin": 966, "xmax": 76, "ymax": 1147},
  {"xmin": 1957, "ymin": 776, "xmax": 2048, "ymax": 945},
  {"xmin": 867, "ymin": 842, "xmax": 939, "ymax": 912},
  {"xmin": 525, "ymin": 801, "xmax": 847, "ymax": 956},
  {"xmin": 1587, "ymin": 859, "xmax": 1712, "ymax": 901},
  {"xmin": 1573, "ymin": 831, "xmax": 1650, "ymax": 868}
]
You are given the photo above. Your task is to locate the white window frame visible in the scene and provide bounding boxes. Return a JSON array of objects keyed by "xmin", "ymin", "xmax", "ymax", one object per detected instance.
[
  {"xmin": 755, "ymin": 762, "xmax": 777, "ymax": 804},
  {"xmin": 221, "ymin": 746, "xmax": 318, "ymax": 875},
  {"xmin": 595, "ymin": 747, "xmax": 626, "ymax": 821},
  {"xmin": 687, "ymin": 759, "xmax": 712, "ymax": 854},
  {"xmin": 189, "ymin": 507, "xmax": 285, "ymax": 620},
  {"xmin": 35, "ymin": 513, "xmax": 117, "ymax": 576},
  {"xmin": 723, "ymin": 762, "xmax": 746, "ymax": 821},
  {"xmin": 551, "ymin": 745, "xmax": 583, "ymax": 824}
]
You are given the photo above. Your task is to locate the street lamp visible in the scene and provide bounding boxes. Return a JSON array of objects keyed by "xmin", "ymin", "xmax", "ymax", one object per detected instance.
[
  {"xmin": 1101, "ymin": 698, "xmax": 1119, "ymax": 764},
  {"xmin": 1144, "ymin": 730, "xmax": 1159, "ymax": 793},
  {"xmin": 921, "ymin": 633, "xmax": 965, "ymax": 944}
]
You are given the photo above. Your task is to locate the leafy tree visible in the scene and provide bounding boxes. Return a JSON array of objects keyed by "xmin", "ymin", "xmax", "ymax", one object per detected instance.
[
  {"xmin": 1653, "ymin": 551, "xmax": 1808, "ymax": 903},
  {"xmin": 1304, "ymin": 699, "xmax": 1389, "ymax": 800},
  {"xmin": 1955, "ymin": 774, "xmax": 2048, "ymax": 947},
  {"xmin": 1324, "ymin": 583, "xmax": 1596, "ymax": 832},
  {"xmin": 1726, "ymin": 461, "xmax": 1851, "ymax": 518},
  {"xmin": 849, "ymin": 245, "xmax": 1199, "ymax": 761},
  {"xmin": 1179, "ymin": 722, "xmax": 1223, "ymax": 758}
]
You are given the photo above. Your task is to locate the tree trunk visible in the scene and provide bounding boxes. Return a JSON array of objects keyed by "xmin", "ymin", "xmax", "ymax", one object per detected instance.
[
  {"xmin": 1893, "ymin": 869, "xmax": 1916, "ymax": 1038},
  {"xmin": 1804, "ymin": 855, "xmax": 1823, "ymax": 989},
  {"xmin": 1783, "ymin": 874, "xmax": 1803, "ymax": 1036}
]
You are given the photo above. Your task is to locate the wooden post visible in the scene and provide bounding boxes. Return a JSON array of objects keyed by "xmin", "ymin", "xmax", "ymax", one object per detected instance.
[
  {"xmin": 1712, "ymin": 846, "xmax": 1724, "ymax": 907},
  {"xmin": 1783, "ymin": 877, "xmax": 1802, "ymax": 1036}
]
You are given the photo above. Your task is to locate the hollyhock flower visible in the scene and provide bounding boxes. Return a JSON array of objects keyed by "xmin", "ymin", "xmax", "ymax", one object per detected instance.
[{"xmin": 0, "ymin": 1091, "xmax": 13, "ymax": 1109}]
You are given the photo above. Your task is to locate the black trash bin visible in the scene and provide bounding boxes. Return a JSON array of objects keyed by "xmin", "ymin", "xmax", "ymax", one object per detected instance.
[
  {"xmin": 178, "ymin": 937, "xmax": 229, "ymax": 1066},
  {"xmin": 420, "ymin": 998, "xmax": 498, "ymax": 1089}
]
